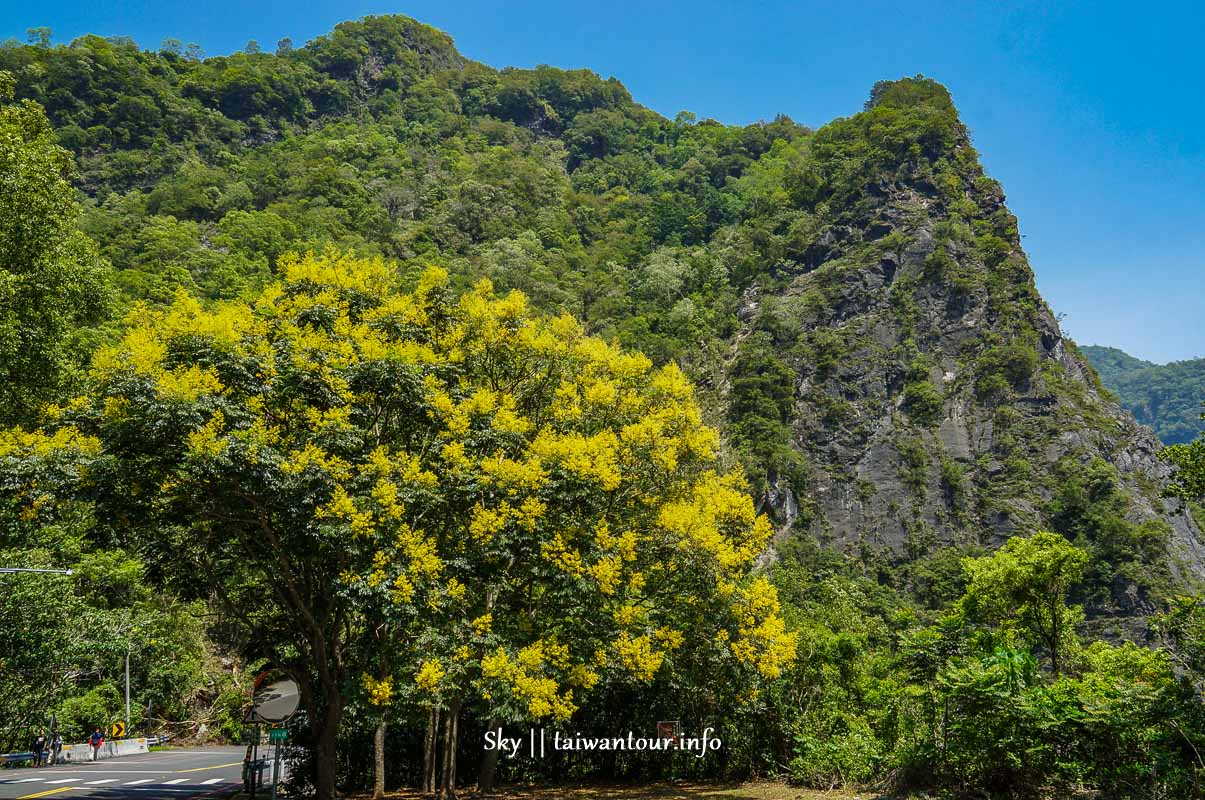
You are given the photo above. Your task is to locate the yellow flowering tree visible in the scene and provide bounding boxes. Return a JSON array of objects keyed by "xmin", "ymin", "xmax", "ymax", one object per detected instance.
[
  {"xmin": 327, "ymin": 264, "xmax": 797, "ymax": 795},
  {"xmin": 1, "ymin": 252, "xmax": 794, "ymax": 799}
]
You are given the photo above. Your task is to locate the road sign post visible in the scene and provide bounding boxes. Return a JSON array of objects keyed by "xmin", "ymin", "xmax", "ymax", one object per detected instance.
[
  {"xmin": 246, "ymin": 671, "xmax": 298, "ymax": 800},
  {"xmin": 271, "ymin": 743, "xmax": 281, "ymax": 800}
]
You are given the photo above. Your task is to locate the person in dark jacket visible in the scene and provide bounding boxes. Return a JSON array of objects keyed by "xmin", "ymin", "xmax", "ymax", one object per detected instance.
[{"xmin": 31, "ymin": 731, "xmax": 47, "ymax": 767}]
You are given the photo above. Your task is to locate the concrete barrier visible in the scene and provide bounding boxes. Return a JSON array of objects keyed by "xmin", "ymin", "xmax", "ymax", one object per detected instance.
[
  {"xmin": 3, "ymin": 736, "xmax": 169, "ymax": 767},
  {"xmin": 58, "ymin": 738, "xmax": 150, "ymax": 763}
]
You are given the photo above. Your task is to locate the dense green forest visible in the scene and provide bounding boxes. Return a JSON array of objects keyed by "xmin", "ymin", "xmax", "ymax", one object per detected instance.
[
  {"xmin": 4, "ymin": 16, "xmax": 1205, "ymax": 799},
  {"xmin": 1083, "ymin": 345, "xmax": 1205, "ymax": 445}
]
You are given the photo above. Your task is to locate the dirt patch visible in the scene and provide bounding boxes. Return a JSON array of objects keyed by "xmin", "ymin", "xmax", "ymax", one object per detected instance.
[{"xmin": 343, "ymin": 783, "xmax": 868, "ymax": 800}]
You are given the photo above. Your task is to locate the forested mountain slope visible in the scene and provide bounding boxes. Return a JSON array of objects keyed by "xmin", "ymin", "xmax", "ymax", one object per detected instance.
[
  {"xmin": 3, "ymin": 15, "xmax": 1200, "ymax": 620},
  {"xmin": 1083, "ymin": 345, "xmax": 1205, "ymax": 445},
  {"xmin": 13, "ymin": 15, "xmax": 1205, "ymax": 798}
]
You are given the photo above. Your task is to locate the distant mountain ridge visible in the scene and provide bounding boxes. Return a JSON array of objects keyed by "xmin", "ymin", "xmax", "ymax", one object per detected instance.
[{"xmin": 1083, "ymin": 345, "xmax": 1205, "ymax": 445}]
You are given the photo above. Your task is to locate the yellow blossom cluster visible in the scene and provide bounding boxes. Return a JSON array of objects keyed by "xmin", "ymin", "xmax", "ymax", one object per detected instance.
[
  {"xmin": 530, "ymin": 430, "xmax": 622, "ymax": 490},
  {"xmin": 366, "ymin": 446, "xmax": 438, "ymax": 491},
  {"xmin": 157, "ymin": 365, "xmax": 225, "ymax": 403},
  {"xmin": 0, "ymin": 427, "xmax": 102, "ymax": 460},
  {"xmin": 279, "ymin": 444, "xmax": 352, "ymax": 481},
  {"xmin": 572, "ymin": 337, "xmax": 652, "ymax": 381},
  {"xmin": 416, "ymin": 659, "xmax": 445, "ymax": 694},
  {"xmin": 728, "ymin": 577, "xmax": 798, "ymax": 679},
  {"xmin": 186, "ymin": 412, "xmax": 228, "ymax": 459},
  {"xmin": 480, "ymin": 640, "xmax": 576, "ymax": 721},
  {"xmin": 280, "ymin": 250, "xmax": 394, "ymax": 296},
  {"xmin": 657, "ymin": 472, "xmax": 772, "ymax": 570},
  {"xmin": 362, "ymin": 674, "xmax": 393, "ymax": 706},
  {"xmin": 592, "ymin": 520, "xmax": 638, "ymax": 562},
  {"xmin": 315, "ymin": 485, "xmax": 374, "ymax": 537},
  {"xmin": 467, "ymin": 497, "xmax": 547, "ymax": 543},
  {"xmin": 612, "ymin": 633, "xmax": 665, "ymax": 682},
  {"xmin": 478, "ymin": 453, "xmax": 547, "ymax": 493},
  {"xmin": 471, "ymin": 613, "xmax": 493, "ymax": 635},
  {"xmin": 541, "ymin": 533, "xmax": 585, "ymax": 575},
  {"xmin": 393, "ymin": 522, "xmax": 442, "ymax": 591},
  {"xmin": 429, "ymin": 387, "xmax": 531, "ymax": 437},
  {"xmin": 589, "ymin": 556, "xmax": 622, "ymax": 594},
  {"xmin": 617, "ymin": 374, "xmax": 719, "ymax": 471}
]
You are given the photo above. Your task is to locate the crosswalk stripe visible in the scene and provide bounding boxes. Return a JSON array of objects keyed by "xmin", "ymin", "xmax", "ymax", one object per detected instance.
[
  {"xmin": 201, "ymin": 778, "xmax": 224, "ymax": 785},
  {"xmin": 163, "ymin": 779, "xmax": 188, "ymax": 785},
  {"xmin": 124, "ymin": 779, "xmax": 154, "ymax": 785},
  {"xmin": 174, "ymin": 761, "xmax": 241, "ymax": 773},
  {"xmin": 45, "ymin": 779, "xmax": 79, "ymax": 784},
  {"xmin": 14, "ymin": 778, "xmax": 45, "ymax": 782},
  {"xmin": 88, "ymin": 779, "xmax": 119, "ymax": 784}
]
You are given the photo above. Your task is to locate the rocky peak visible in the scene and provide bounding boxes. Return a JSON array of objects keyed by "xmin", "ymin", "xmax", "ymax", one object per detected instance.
[{"xmin": 731, "ymin": 78, "xmax": 1204, "ymax": 614}]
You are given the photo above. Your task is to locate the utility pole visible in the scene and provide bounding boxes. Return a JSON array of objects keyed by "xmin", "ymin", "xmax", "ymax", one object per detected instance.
[{"xmin": 116, "ymin": 620, "xmax": 137, "ymax": 738}]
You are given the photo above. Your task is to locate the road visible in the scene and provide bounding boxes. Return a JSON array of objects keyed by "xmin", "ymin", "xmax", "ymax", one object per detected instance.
[{"xmin": 0, "ymin": 747, "xmax": 251, "ymax": 800}]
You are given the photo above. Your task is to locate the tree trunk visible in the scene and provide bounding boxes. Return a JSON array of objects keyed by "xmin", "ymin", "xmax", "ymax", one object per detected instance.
[
  {"xmin": 478, "ymin": 717, "xmax": 504, "ymax": 795},
  {"xmin": 438, "ymin": 700, "xmax": 461, "ymax": 799},
  {"xmin": 312, "ymin": 692, "xmax": 343, "ymax": 800},
  {"xmin": 372, "ymin": 718, "xmax": 386, "ymax": 800},
  {"xmin": 422, "ymin": 707, "xmax": 440, "ymax": 796}
]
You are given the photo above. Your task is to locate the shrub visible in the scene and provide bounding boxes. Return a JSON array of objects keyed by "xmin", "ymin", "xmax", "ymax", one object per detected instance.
[
  {"xmin": 790, "ymin": 721, "xmax": 882, "ymax": 788},
  {"xmin": 903, "ymin": 379, "xmax": 944, "ymax": 425},
  {"xmin": 976, "ymin": 341, "xmax": 1039, "ymax": 400}
]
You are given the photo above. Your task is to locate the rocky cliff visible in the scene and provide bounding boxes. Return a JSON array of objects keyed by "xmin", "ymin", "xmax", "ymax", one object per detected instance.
[{"xmin": 730, "ymin": 81, "xmax": 1204, "ymax": 615}]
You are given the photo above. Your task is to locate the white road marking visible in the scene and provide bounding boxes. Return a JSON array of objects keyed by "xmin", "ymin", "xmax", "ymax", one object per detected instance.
[
  {"xmin": 115, "ymin": 790, "xmax": 204, "ymax": 794},
  {"xmin": 88, "ymin": 778, "xmax": 120, "ymax": 784},
  {"xmin": 13, "ymin": 778, "xmax": 44, "ymax": 782},
  {"xmin": 163, "ymin": 778, "xmax": 188, "ymax": 784},
  {"xmin": 124, "ymin": 778, "xmax": 155, "ymax": 785},
  {"xmin": 44, "ymin": 770, "xmax": 165, "ymax": 774},
  {"xmin": 47, "ymin": 778, "xmax": 81, "ymax": 783},
  {"xmin": 201, "ymin": 778, "xmax": 224, "ymax": 785}
]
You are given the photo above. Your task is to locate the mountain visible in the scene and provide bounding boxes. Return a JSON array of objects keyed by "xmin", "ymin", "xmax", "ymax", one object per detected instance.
[
  {"xmin": 3, "ymin": 16, "xmax": 1201, "ymax": 618},
  {"xmin": 1083, "ymin": 345, "xmax": 1155, "ymax": 382},
  {"xmin": 1083, "ymin": 345, "xmax": 1205, "ymax": 445}
]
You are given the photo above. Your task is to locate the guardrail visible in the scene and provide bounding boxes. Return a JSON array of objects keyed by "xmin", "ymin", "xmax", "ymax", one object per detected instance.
[{"xmin": 1, "ymin": 735, "xmax": 173, "ymax": 767}]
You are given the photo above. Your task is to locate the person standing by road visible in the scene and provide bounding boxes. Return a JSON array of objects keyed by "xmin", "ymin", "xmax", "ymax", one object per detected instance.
[
  {"xmin": 50, "ymin": 732, "xmax": 63, "ymax": 765},
  {"xmin": 89, "ymin": 728, "xmax": 104, "ymax": 761},
  {"xmin": 31, "ymin": 731, "xmax": 47, "ymax": 767}
]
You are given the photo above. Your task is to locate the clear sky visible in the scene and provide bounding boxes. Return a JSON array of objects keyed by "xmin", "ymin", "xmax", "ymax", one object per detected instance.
[{"xmin": 5, "ymin": 0, "xmax": 1203, "ymax": 362}]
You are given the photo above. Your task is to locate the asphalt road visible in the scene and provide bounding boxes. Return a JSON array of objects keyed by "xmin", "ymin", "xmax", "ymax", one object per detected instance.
[{"xmin": 0, "ymin": 747, "xmax": 252, "ymax": 800}]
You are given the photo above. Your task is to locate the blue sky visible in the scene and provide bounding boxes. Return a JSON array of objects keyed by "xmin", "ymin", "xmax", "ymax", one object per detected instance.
[{"xmin": 5, "ymin": 0, "xmax": 1203, "ymax": 362}]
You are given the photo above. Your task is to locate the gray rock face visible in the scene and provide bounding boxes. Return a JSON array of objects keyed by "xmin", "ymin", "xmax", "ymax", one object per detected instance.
[{"xmin": 744, "ymin": 178, "xmax": 1205, "ymax": 611}]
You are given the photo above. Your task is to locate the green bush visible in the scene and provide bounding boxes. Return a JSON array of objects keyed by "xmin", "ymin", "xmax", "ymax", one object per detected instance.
[
  {"xmin": 897, "ymin": 437, "xmax": 929, "ymax": 495},
  {"xmin": 789, "ymin": 721, "xmax": 882, "ymax": 788},
  {"xmin": 940, "ymin": 459, "xmax": 968, "ymax": 513},
  {"xmin": 976, "ymin": 341, "xmax": 1039, "ymax": 400},
  {"xmin": 903, "ymin": 379, "xmax": 944, "ymax": 425},
  {"xmin": 57, "ymin": 684, "xmax": 122, "ymax": 743}
]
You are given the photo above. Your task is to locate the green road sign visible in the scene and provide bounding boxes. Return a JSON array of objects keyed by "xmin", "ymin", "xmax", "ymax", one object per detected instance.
[{"xmin": 268, "ymin": 728, "xmax": 288, "ymax": 742}]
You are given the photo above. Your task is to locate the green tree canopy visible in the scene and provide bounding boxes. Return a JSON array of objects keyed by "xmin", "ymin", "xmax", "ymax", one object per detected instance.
[
  {"xmin": 0, "ymin": 72, "xmax": 110, "ymax": 425},
  {"xmin": 959, "ymin": 532, "xmax": 1088, "ymax": 677}
]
